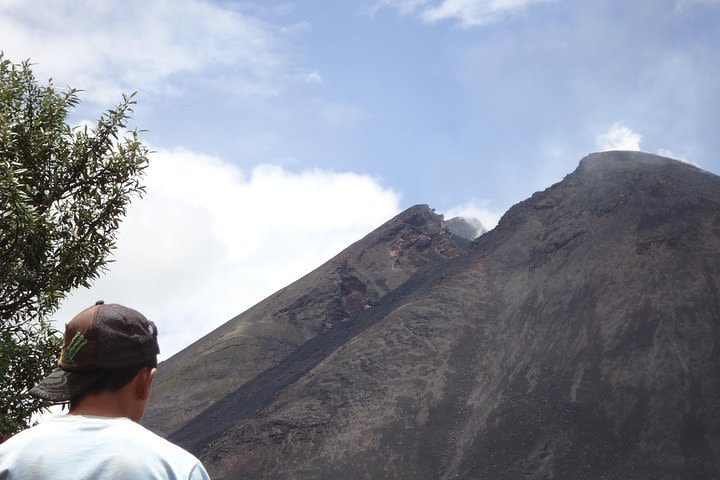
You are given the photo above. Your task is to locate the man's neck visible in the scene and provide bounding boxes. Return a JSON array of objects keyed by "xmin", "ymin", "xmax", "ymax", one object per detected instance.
[{"xmin": 69, "ymin": 390, "xmax": 139, "ymax": 422}]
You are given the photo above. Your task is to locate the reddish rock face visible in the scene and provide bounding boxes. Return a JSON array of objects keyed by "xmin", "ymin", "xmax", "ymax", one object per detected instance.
[{"xmin": 152, "ymin": 152, "xmax": 720, "ymax": 480}]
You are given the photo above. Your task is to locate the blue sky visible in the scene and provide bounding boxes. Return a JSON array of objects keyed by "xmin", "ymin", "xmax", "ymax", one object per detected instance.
[{"xmin": 2, "ymin": 0, "xmax": 719, "ymax": 355}]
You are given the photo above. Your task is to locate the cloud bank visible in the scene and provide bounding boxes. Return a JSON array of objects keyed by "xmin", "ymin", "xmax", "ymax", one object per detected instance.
[
  {"xmin": 52, "ymin": 149, "xmax": 401, "ymax": 358},
  {"xmin": 0, "ymin": 0, "xmax": 307, "ymax": 103},
  {"xmin": 375, "ymin": 0, "xmax": 554, "ymax": 27}
]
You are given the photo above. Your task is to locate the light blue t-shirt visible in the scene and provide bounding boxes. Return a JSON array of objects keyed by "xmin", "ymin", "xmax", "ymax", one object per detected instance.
[{"xmin": 0, "ymin": 415, "xmax": 210, "ymax": 479}]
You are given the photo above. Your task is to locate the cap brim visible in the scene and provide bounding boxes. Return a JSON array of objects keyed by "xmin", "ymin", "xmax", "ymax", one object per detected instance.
[{"xmin": 29, "ymin": 368, "xmax": 103, "ymax": 403}]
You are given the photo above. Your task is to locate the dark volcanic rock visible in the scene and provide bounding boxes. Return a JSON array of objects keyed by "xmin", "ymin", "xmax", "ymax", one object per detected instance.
[
  {"xmin": 143, "ymin": 205, "xmax": 469, "ymax": 436},
  {"xmin": 161, "ymin": 152, "xmax": 720, "ymax": 480}
]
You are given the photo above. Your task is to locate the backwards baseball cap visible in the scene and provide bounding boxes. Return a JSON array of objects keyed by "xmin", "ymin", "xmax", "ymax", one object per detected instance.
[{"xmin": 30, "ymin": 300, "xmax": 160, "ymax": 403}]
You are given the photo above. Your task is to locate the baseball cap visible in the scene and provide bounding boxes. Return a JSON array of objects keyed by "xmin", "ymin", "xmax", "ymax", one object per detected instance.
[{"xmin": 29, "ymin": 301, "xmax": 160, "ymax": 403}]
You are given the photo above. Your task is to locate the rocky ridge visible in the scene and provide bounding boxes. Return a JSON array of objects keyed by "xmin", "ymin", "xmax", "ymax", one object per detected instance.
[{"xmin": 143, "ymin": 204, "xmax": 470, "ymax": 436}]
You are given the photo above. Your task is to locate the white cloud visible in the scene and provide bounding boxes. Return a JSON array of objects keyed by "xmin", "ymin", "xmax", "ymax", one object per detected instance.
[
  {"xmin": 52, "ymin": 148, "xmax": 401, "ymax": 358},
  {"xmin": 656, "ymin": 148, "xmax": 693, "ymax": 164},
  {"xmin": 596, "ymin": 122, "xmax": 642, "ymax": 151},
  {"xmin": 374, "ymin": 0, "xmax": 553, "ymax": 27},
  {"xmin": 0, "ymin": 0, "xmax": 307, "ymax": 104},
  {"xmin": 423, "ymin": 0, "xmax": 554, "ymax": 26},
  {"xmin": 372, "ymin": 0, "xmax": 433, "ymax": 15},
  {"xmin": 302, "ymin": 71, "xmax": 324, "ymax": 85},
  {"xmin": 595, "ymin": 124, "xmax": 698, "ymax": 165},
  {"xmin": 442, "ymin": 201, "xmax": 503, "ymax": 230}
]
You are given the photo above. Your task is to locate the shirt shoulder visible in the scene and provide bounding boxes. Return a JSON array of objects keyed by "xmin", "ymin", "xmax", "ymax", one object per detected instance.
[
  {"xmin": 121, "ymin": 420, "xmax": 204, "ymax": 466},
  {"xmin": 92, "ymin": 417, "xmax": 208, "ymax": 476},
  {"xmin": 0, "ymin": 416, "xmax": 210, "ymax": 480}
]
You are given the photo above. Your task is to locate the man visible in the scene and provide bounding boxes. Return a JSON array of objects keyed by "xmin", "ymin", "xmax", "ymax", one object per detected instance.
[{"xmin": 0, "ymin": 301, "xmax": 210, "ymax": 479}]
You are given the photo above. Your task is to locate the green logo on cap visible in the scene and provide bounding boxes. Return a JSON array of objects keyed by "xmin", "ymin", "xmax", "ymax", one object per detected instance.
[{"xmin": 61, "ymin": 331, "xmax": 87, "ymax": 364}]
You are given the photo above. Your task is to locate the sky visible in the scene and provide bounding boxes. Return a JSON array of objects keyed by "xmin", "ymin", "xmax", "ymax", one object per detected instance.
[{"xmin": 2, "ymin": 0, "xmax": 719, "ymax": 358}]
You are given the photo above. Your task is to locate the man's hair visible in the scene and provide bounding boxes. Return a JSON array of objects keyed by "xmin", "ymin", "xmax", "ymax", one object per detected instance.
[{"xmin": 68, "ymin": 359, "xmax": 158, "ymax": 408}]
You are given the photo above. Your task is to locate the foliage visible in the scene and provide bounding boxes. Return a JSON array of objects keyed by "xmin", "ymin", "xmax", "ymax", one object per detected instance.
[
  {"xmin": 0, "ymin": 53, "xmax": 150, "ymax": 435},
  {"xmin": 0, "ymin": 319, "xmax": 60, "ymax": 435}
]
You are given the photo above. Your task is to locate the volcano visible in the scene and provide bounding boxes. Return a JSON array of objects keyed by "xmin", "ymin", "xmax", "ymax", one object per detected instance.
[{"xmin": 144, "ymin": 151, "xmax": 720, "ymax": 479}]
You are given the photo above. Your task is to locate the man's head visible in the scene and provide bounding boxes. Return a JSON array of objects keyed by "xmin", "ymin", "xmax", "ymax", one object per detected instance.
[{"xmin": 30, "ymin": 301, "xmax": 160, "ymax": 420}]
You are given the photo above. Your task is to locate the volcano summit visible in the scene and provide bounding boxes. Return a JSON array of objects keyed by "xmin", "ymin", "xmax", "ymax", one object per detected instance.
[{"xmin": 144, "ymin": 151, "xmax": 720, "ymax": 479}]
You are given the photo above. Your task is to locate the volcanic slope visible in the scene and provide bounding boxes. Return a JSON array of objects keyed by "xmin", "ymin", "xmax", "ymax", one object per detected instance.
[
  {"xmin": 143, "ymin": 205, "xmax": 470, "ymax": 436},
  {"xmin": 165, "ymin": 151, "xmax": 720, "ymax": 479}
]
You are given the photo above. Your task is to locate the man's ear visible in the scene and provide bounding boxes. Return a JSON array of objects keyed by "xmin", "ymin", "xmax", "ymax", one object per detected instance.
[{"xmin": 136, "ymin": 367, "xmax": 158, "ymax": 401}]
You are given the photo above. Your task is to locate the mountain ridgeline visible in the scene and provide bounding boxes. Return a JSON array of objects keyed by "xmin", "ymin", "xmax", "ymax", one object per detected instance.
[{"xmin": 143, "ymin": 151, "xmax": 720, "ymax": 479}]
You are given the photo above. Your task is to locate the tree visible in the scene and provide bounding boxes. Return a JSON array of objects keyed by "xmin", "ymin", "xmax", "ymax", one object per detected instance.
[{"xmin": 0, "ymin": 53, "xmax": 150, "ymax": 435}]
